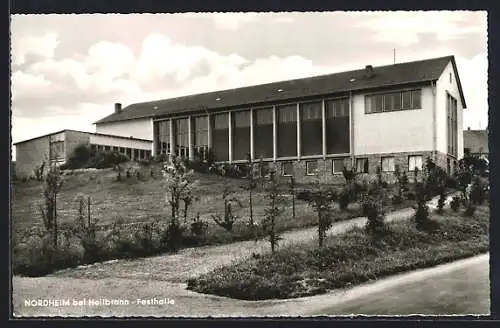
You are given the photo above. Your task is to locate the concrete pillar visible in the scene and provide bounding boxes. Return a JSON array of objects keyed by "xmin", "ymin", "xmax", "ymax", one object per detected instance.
[
  {"xmin": 207, "ymin": 114, "xmax": 212, "ymax": 156},
  {"xmin": 322, "ymin": 99, "xmax": 326, "ymax": 160},
  {"xmin": 250, "ymin": 108, "xmax": 254, "ymax": 161},
  {"xmin": 151, "ymin": 119, "xmax": 156, "ymax": 156},
  {"xmin": 188, "ymin": 116, "xmax": 194, "ymax": 161},
  {"xmin": 169, "ymin": 119, "xmax": 175, "ymax": 161},
  {"xmin": 349, "ymin": 93, "xmax": 355, "ymax": 168},
  {"xmin": 272, "ymin": 106, "xmax": 277, "ymax": 162},
  {"xmin": 228, "ymin": 111, "xmax": 233, "ymax": 163},
  {"xmin": 296, "ymin": 103, "xmax": 301, "ymax": 160}
]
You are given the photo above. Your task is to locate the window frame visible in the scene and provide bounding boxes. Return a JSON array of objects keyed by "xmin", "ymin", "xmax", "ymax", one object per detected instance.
[
  {"xmin": 381, "ymin": 156, "xmax": 395, "ymax": 172},
  {"xmin": 365, "ymin": 88, "xmax": 422, "ymax": 114},
  {"xmin": 408, "ymin": 155, "xmax": 423, "ymax": 172},
  {"xmin": 332, "ymin": 158, "xmax": 345, "ymax": 174},
  {"xmin": 281, "ymin": 162, "xmax": 294, "ymax": 177},
  {"xmin": 306, "ymin": 160, "xmax": 319, "ymax": 176},
  {"xmin": 356, "ymin": 158, "xmax": 369, "ymax": 173}
]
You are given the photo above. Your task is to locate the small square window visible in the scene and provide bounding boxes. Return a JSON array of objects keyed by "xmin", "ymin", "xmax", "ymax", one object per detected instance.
[
  {"xmin": 356, "ymin": 158, "xmax": 369, "ymax": 173},
  {"xmin": 282, "ymin": 162, "xmax": 294, "ymax": 176},
  {"xmin": 381, "ymin": 157, "xmax": 395, "ymax": 172},
  {"xmin": 332, "ymin": 158, "xmax": 345, "ymax": 174},
  {"xmin": 306, "ymin": 161, "xmax": 318, "ymax": 176},
  {"xmin": 408, "ymin": 155, "xmax": 423, "ymax": 172}
]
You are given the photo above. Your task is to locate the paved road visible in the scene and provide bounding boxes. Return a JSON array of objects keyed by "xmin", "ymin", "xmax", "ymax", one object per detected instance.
[
  {"xmin": 12, "ymin": 253, "xmax": 489, "ymax": 317},
  {"xmin": 307, "ymin": 253, "xmax": 490, "ymax": 316}
]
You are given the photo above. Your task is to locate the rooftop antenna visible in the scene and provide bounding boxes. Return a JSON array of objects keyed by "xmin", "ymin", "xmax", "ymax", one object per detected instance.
[{"xmin": 393, "ymin": 48, "xmax": 396, "ymax": 64}]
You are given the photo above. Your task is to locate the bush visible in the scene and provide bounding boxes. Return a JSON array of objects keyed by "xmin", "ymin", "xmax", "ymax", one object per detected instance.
[
  {"xmin": 415, "ymin": 203, "xmax": 430, "ymax": 231},
  {"xmin": 190, "ymin": 214, "xmax": 208, "ymax": 238},
  {"xmin": 187, "ymin": 204, "xmax": 489, "ymax": 300},
  {"xmin": 86, "ymin": 151, "xmax": 128, "ymax": 169},
  {"xmin": 450, "ymin": 196, "xmax": 461, "ymax": 212},
  {"xmin": 338, "ymin": 189, "xmax": 350, "ymax": 210},
  {"xmin": 406, "ymin": 192, "xmax": 416, "ymax": 201},
  {"xmin": 64, "ymin": 144, "xmax": 91, "ymax": 169},
  {"xmin": 391, "ymin": 194, "xmax": 403, "ymax": 205},
  {"xmin": 13, "ymin": 232, "xmax": 81, "ymax": 276},
  {"xmin": 436, "ymin": 189, "xmax": 447, "ymax": 214},
  {"xmin": 297, "ymin": 190, "xmax": 313, "ymax": 201}
]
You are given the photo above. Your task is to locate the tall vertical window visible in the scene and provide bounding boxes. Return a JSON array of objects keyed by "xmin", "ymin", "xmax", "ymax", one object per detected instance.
[
  {"xmin": 253, "ymin": 107, "xmax": 273, "ymax": 159},
  {"xmin": 447, "ymin": 93, "xmax": 458, "ymax": 156},
  {"xmin": 212, "ymin": 113, "xmax": 229, "ymax": 162},
  {"xmin": 365, "ymin": 89, "xmax": 422, "ymax": 113},
  {"xmin": 193, "ymin": 116, "xmax": 209, "ymax": 160},
  {"xmin": 277, "ymin": 104, "xmax": 297, "ymax": 157},
  {"xmin": 325, "ymin": 98, "xmax": 350, "ymax": 154},
  {"xmin": 232, "ymin": 110, "xmax": 251, "ymax": 161},
  {"xmin": 154, "ymin": 120, "xmax": 170, "ymax": 156},
  {"xmin": 174, "ymin": 118, "xmax": 190, "ymax": 158},
  {"xmin": 300, "ymin": 101, "xmax": 322, "ymax": 156}
]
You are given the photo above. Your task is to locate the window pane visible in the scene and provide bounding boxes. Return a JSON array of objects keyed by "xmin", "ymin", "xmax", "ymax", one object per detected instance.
[
  {"xmin": 408, "ymin": 155, "xmax": 423, "ymax": 171},
  {"xmin": 255, "ymin": 107, "xmax": 273, "ymax": 125},
  {"xmin": 374, "ymin": 95, "xmax": 383, "ymax": 112},
  {"xmin": 326, "ymin": 99, "xmax": 349, "ymax": 117},
  {"xmin": 233, "ymin": 111, "xmax": 250, "ymax": 127},
  {"xmin": 356, "ymin": 158, "xmax": 368, "ymax": 173},
  {"xmin": 393, "ymin": 92, "xmax": 402, "ymax": 110},
  {"xmin": 383, "ymin": 94, "xmax": 392, "ymax": 112},
  {"xmin": 306, "ymin": 161, "xmax": 318, "ymax": 175},
  {"xmin": 412, "ymin": 89, "xmax": 422, "ymax": 109},
  {"xmin": 253, "ymin": 108, "xmax": 273, "ymax": 158},
  {"xmin": 300, "ymin": 101, "xmax": 322, "ymax": 121},
  {"xmin": 382, "ymin": 157, "xmax": 395, "ymax": 172},
  {"xmin": 332, "ymin": 159, "xmax": 344, "ymax": 173},
  {"xmin": 282, "ymin": 162, "xmax": 294, "ymax": 176},
  {"xmin": 402, "ymin": 91, "xmax": 412, "ymax": 109}
]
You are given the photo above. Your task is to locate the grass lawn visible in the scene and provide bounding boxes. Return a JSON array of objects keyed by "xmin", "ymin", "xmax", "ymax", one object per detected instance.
[
  {"xmin": 12, "ymin": 162, "xmax": 418, "ymax": 277},
  {"xmin": 186, "ymin": 201, "xmax": 489, "ymax": 300}
]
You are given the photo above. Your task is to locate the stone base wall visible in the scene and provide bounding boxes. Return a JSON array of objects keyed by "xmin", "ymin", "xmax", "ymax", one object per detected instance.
[{"xmin": 270, "ymin": 150, "xmax": 455, "ymax": 184}]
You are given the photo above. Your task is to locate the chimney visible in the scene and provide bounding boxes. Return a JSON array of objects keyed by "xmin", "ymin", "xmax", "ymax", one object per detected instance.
[
  {"xmin": 364, "ymin": 65, "xmax": 374, "ymax": 78},
  {"xmin": 114, "ymin": 103, "xmax": 122, "ymax": 114},
  {"xmin": 468, "ymin": 127, "xmax": 471, "ymax": 131}
]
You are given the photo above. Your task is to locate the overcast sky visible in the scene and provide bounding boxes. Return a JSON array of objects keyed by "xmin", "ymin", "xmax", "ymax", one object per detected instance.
[{"xmin": 10, "ymin": 11, "xmax": 488, "ymax": 158}]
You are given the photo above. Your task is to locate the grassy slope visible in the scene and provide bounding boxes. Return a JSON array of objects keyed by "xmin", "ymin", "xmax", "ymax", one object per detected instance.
[
  {"xmin": 13, "ymin": 163, "xmax": 416, "ymax": 234},
  {"xmin": 12, "ymin": 164, "xmax": 310, "ymax": 232},
  {"xmin": 187, "ymin": 201, "xmax": 489, "ymax": 300}
]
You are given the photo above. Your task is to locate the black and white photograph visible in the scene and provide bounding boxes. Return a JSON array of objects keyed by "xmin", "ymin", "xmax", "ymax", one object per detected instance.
[{"xmin": 10, "ymin": 11, "xmax": 490, "ymax": 317}]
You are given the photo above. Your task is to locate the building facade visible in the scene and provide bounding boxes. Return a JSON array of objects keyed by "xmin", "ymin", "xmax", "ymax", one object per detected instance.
[
  {"xmin": 463, "ymin": 127, "xmax": 488, "ymax": 160},
  {"xmin": 14, "ymin": 129, "xmax": 152, "ymax": 179},
  {"xmin": 94, "ymin": 56, "xmax": 466, "ymax": 183}
]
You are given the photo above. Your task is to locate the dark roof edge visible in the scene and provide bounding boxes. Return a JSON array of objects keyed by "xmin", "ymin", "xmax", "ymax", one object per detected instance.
[
  {"xmin": 449, "ymin": 56, "xmax": 467, "ymax": 109},
  {"xmin": 91, "ymin": 132, "xmax": 153, "ymax": 142},
  {"xmin": 13, "ymin": 129, "xmax": 152, "ymax": 145},
  {"xmin": 13, "ymin": 129, "xmax": 70, "ymax": 145}
]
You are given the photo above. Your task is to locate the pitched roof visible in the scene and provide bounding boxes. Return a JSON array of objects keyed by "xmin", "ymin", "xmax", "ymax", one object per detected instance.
[
  {"xmin": 13, "ymin": 129, "xmax": 152, "ymax": 145},
  {"xmin": 95, "ymin": 55, "xmax": 466, "ymax": 124},
  {"xmin": 463, "ymin": 129, "xmax": 489, "ymax": 154}
]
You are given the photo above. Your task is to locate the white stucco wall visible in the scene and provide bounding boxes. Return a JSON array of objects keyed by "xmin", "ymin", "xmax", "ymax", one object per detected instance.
[
  {"xmin": 90, "ymin": 134, "xmax": 152, "ymax": 151},
  {"xmin": 353, "ymin": 86, "xmax": 434, "ymax": 155},
  {"xmin": 435, "ymin": 61, "xmax": 465, "ymax": 159},
  {"xmin": 95, "ymin": 118, "xmax": 153, "ymax": 141}
]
